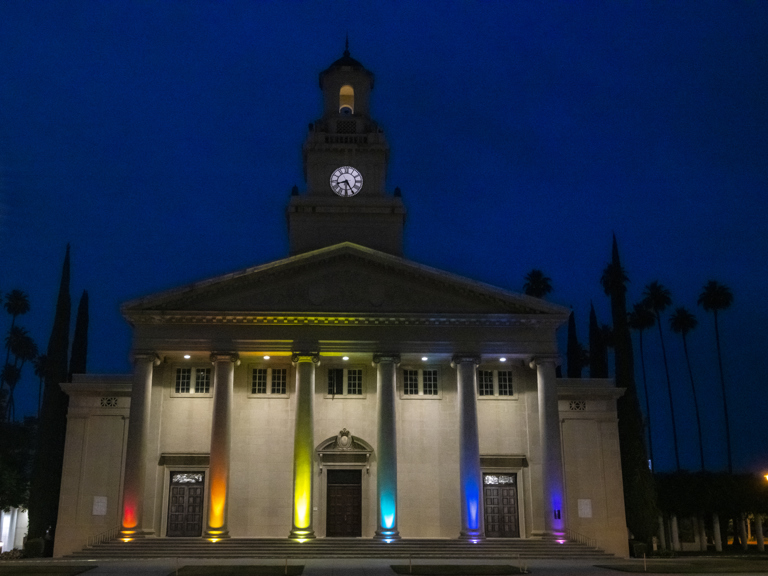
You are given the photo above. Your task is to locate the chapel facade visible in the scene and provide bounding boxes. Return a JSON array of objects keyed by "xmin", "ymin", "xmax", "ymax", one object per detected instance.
[{"xmin": 54, "ymin": 47, "xmax": 629, "ymax": 557}]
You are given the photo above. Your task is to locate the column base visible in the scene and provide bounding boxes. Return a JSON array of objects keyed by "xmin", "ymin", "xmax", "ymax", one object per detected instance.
[
  {"xmin": 459, "ymin": 529, "xmax": 485, "ymax": 542},
  {"xmin": 204, "ymin": 529, "xmax": 230, "ymax": 540},
  {"xmin": 531, "ymin": 530, "xmax": 566, "ymax": 541},
  {"xmin": 374, "ymin": 528, "xmax": 401, "ymax": 542},
  {"xmin": 119, "ymin": 528, "xmax": 155, "ymax": 540},
  {"xmin": 289, "ymin": 528, "xmax": 316, "ymax": 541}
]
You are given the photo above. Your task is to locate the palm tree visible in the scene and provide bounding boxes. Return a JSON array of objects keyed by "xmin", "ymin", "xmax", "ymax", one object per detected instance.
[
  {"xmin": 2, "ymin": 290, "xmax": 31, "ymax": 398},
  {"xmin": 698, "ymin": 280, "xmax": 734, "ymax": 473},
  {"xmin": 643, "ymin": 281, "xmax": 680, "ymax": 470},
  {"xmin": 523, "ymin": 269, "xmax": 553, "ymax": 298},
  {"xmin": 670, "ymin": 306, "xmax": 705, "ymax": 471},
  {"xmin": 629, "ymin": 301, "xmax": 657, "ymax": 468},
  {"xmin": 4, "ymin": 325, "xmax": 38, "ymax": 420},
  {"xmin": 33, "ymin": 354, "xmax": 50, "ymax": 417}
]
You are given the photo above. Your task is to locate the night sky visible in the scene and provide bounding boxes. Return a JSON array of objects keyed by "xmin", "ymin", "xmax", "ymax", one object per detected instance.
[{"xmin": 1, "ymin": 2, "xmax": 767, "ymax": 475}]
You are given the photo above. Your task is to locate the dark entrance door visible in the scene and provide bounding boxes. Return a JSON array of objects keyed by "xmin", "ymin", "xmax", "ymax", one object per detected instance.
[
  {"xmin": 167, "ymin": 471, "xmax": 205, "ymax": 537},
  {"xmin": 483, "ymin": 473, "xmax": 520, "ymax": 538},
  {"xmin": 326, "ymin": 469, "xmax": 362, "ymax": 537}
]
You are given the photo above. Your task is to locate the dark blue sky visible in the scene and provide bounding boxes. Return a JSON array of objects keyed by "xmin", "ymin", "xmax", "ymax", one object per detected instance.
[{"xmin": 1, "ymin": 1, "xmax": 767, "ymax": 474}]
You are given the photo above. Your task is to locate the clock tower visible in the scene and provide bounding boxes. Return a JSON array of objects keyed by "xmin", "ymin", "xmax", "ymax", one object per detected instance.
[{"xmin": 287, "ymin": 44, "xmax": 406, "ymax": 256}]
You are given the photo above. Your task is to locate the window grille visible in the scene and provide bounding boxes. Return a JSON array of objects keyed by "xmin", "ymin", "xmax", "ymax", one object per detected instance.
[
  {"xmin": 252, "ymin": 368, "xmax": 268, "ymax": 394},
  {"xmin": 176, "ymin": 368, "xmax": 191, "ymax": 393},
  {"xmin": 271, "ymin": 368, "xmax": 287, "ymax": 395},
  {"xmin": 347, "ymin": 369, "xmax": 362, "ymax": 395},
  {"xmin": 498, "ymin": 371, "xmax": 513, "ymax": 396},
  {"xmin": 423, "ymin": 370, "xmax": 438, "ymax": 395},
  {"xmin": 478, "ymin": 370, "xmax": 494, "ymax": 396},
  {"xmin": 195, "ymin": 368, "xmax": 211, "ymax": 394},
  {"xmin": 404, "ymin": 370, "xmax": 419, "ymax": 395}
]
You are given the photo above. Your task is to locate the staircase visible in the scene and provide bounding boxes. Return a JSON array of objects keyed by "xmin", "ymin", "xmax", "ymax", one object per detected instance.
[{"xmin": 68, "ymin": 537, "xmax": 613, "ymax": 560}]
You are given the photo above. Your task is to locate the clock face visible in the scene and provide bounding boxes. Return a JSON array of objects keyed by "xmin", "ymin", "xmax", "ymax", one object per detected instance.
[{"xmin": 330, "ymin": 166, "xmax": 363, "ymax": 197}]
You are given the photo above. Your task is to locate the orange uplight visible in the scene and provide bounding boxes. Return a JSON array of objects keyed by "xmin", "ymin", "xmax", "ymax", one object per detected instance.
[
  {"xmin": 208, "ymin": 476, "xmax": 227, "ymax": 528},
  {"xmin": 122, "ymin": 505, "xmax": 137, "ymax": 529},
  {"xmin": 764, "ymin": 474, "xmax": 768, "ymax": 482}
]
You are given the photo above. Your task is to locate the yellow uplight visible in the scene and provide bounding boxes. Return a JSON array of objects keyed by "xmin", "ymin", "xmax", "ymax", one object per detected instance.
[
  {"xmin": 208, "ymin": 476, "xmax": 227, "ymax": 528},
  {"xmin": 764, "ymin": 474, "xmax": 768, "ymax": 482}
]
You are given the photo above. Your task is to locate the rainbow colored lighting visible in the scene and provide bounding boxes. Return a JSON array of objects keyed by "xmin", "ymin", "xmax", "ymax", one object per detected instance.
[
  {"xmin": 380, "ymin": 489, "xmax": 396, "ymax": 529},
  {"xmin": 464, "ymin": 477, "xmax": 481, "ymax": 530},
  {"xmin": 208, "ymin": 476, "xmax": 227, "ymax": 528}
]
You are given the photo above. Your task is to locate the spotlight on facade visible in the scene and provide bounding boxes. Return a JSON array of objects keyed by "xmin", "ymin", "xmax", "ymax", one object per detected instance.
[
  {"xmin": 343, "ymin": 356, "xmax": 349, "ymax": 361},
  {"xmin": 421, "ymin": 356, "xmax": 428, "ymax": 361},
  {"xmin": 500, "ymin": 357, "xmax": 507, "ymax": 362},
  {"xmin": 264, "ymin": 355, "xmax": 270, "ymax": 360},
  {"xmin": 183, "ymin": 354, "xmax": 191, "ymax": 359}
]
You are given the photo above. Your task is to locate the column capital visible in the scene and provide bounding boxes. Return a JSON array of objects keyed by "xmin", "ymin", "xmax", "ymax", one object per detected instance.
[
  {"xmin": 528, "ymin": 355, "xmax": 560, "ymax": 369},
  {"xmin": 132, "ymin": 351, "xmax": 161, "ymax": 366},
  {"xmin": 373, "ymin": 353, "xmax": 400, "ymax": 365},
  {"xmin": 210, "ymin": 352, "xmax": 240, "ymax": 365},
  {"xmin": 451, "ymin": 354, "xmax": 480, "ymax": 368},
  {"xmin": 292, "ymin": 352, "xmax": 320, "ymax": 365}
]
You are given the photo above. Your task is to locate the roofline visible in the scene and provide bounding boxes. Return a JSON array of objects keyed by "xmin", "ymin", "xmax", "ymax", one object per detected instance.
[{"xmin": 121, "ymin": 242, "xmax": 571, "ymax": 320}]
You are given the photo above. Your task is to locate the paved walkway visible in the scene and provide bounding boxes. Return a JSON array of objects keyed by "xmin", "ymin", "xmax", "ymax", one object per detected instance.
[{"xmin": 4, "ymin": 557, "xmax": 768, "ymax": 576}]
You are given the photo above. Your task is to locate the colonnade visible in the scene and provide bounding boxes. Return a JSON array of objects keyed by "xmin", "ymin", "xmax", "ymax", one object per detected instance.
[{"xmin": 118, "ymin": 351, "xmax": 565, "ymax": 540}]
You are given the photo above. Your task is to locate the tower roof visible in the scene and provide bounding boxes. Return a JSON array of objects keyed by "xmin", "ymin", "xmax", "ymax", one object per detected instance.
[{"xmin": 319, "ymin": 42, "xmax": 373, "ymax": 88}]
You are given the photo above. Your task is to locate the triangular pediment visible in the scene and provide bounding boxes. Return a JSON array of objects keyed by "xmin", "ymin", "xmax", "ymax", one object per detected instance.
[{"xmin": 122, "ymin": 243, "xmax": 567, "ymax": 318}]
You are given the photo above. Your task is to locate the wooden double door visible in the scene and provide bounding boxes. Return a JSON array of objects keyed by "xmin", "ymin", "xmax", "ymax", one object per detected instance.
[
  {"xmin": 483, "ymin": 473, "xmax": 520, "ymax": 538},
  {"xmin": 167, "ymin": 471, "xmax": 205, "ymax": 537},
  {"xmin": 326, "ymin": 469, "xmax": 362, "ymax": 537}
]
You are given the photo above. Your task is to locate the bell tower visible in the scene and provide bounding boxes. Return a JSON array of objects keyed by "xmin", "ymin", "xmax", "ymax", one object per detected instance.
[{"xmin": 287, "ymin": 43, "xmax": 406, "ymax": 256}]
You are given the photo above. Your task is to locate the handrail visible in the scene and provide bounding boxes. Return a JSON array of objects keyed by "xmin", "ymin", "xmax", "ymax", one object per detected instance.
[
  {"xmin": 565, "ymin": 528, "xmax": 598, "ymax": 548},
  {"xmin": 87, "ymin": 526, "xmax": 121, "ymax": 547}
]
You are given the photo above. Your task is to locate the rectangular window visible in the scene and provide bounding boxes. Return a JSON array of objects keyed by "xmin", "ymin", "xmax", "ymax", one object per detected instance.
[
  {"xmin": 476, "ymin": 369, "xmax": 516, "ymax": 398},
  {"xmin": 422, "ymin": 370, "xmax": 438, "ymax": 395},
  {"xmin": 250, "ymin": 366, "xmax": 290, "ymax": 397},
  {"xmin": 176, "ymin": 368, "xmax": 191, "ymax": 394},
  {"xmin": 328, "ymin": 369, "xmax": 344, "ymax": 396},
  {"xmin": 478, "ymin": 370, "xmax": 494, "ymax": 396},
  {"xmin": 400, "ymin": 367, "xmax": 441, "ymax": 398},
  {"xmin": 347, "ymin": 369, "xmax": 362, "ymax": 395},
  {"xmin": 252, "ymin": 368, "xmax": 268, "ymax": 394},
  {"xmin": 194, "ymin": 368, "xmax": 211, "ymax": 394},
  {"xmin": 173, "ymin": 367, "xmax": 212, "ymax": 396},
  {"xmin": 323, "ymin": 366, "xmax": 366, "ymax": 398},
  {"xmin": 498, "ymin": 371, "xmax": 513, "ymax": 396},
  {"xmin": 271, "ymin": 368, "xmax": 287, "ymax": 395},
  {"xmin": 404, "ymin": 370, "xmax": 419, "ymax": 395}
]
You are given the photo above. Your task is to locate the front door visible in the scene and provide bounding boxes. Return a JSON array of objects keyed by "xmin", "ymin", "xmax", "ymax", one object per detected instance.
[
  {"xmin": 483, "ymin": 473, "xmax": 520, "ymax": 538},
  {"xmin": 326, "ymin": 469, "xmax": 362, "ymax": 537},
  {"xmin": 167, "ymin": 471, "xmax": 205, "ymax": 537}
]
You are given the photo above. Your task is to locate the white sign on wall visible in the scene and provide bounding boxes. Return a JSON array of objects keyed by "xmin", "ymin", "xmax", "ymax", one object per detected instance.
[
  {"xmin": 92, "ymin": 496, "xmax": 107, "ymax": 516},
  {"xmin": 578, "ymin": 498, "xmax": 593, "ymax": 518}
]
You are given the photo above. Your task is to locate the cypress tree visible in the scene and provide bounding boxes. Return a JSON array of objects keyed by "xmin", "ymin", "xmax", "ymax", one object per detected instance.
[
  {"xmin": 69, "ymin": 291, "xmax": 89, "ymax": 379},
  {"xmin": 589, "ymin": 302, "xmax": 608, "ymax": 378},
  {"xmin": 28, "ymin": 245, "xmax": 71, "ymax": 547},
  {"xmin": 567, "ymin": 310, "xmax": 582, "ymax": 378},
  {"xmin": 601, "ymin": 234, "xmax": 658, "ymax": 542}
]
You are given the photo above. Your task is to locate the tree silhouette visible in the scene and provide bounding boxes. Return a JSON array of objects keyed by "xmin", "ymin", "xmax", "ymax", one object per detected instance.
[
  {"xmin": 32, "ymin": 354, "xmax": 50, "ymax": 418},
  {"xmin": 698, "ymin": 280, "xmax": 734, "ymax": 473},
  {"xmin": 29, "ymin": 244, "xmax": 71, "ymax": 544},
  {"xmin": 629, "ymin": 301, "xmax": 657, "ymax": 468},
  {"xmin": 566, "ymin": 311, "xmax": 582, "ymax": 378},
  {"xmin": 642, "ymin": 281, "xmax": 680, "ymax": 470},
  {"xmin": 4, "ymin": 326, "xmax": 38, "ymax": 420},
  {"xmin": 670, "ymin": 306, "xmax": 705, "ymax": 471},
  {"xmin": 601, "ymin": 235, "xmax": 657, "ymax": 541},
  {"xmin": 2, "ymin": 290, "xmax": 31, "ymax": 403},
  {"xmin": 589, "ymin": 302, "xmax": 608, "ymax": 378},
  {"xmin": 523, "ymin": 269, "xmax": 553, "ymax": 298}
]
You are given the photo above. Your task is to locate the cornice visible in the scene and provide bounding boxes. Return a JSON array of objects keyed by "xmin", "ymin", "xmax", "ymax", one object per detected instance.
[{"xmin": 125, "ymin": 311, "xmax": 566, "ymax": 328}]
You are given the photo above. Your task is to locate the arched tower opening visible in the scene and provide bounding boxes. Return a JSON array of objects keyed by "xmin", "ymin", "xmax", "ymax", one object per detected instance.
[{"xmin": 339, "ymin": 85, "xmax": 354, "ymax": 115}]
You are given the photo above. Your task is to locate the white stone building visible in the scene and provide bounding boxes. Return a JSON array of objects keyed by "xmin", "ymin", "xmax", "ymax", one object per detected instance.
[{"xmin": 54, "ymin": 48, "xmax": 629, "ymax": 557}]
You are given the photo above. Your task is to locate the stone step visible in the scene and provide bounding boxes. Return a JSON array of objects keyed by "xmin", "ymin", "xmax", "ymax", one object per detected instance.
[{"xmin": 68, "ymin": 538, "xmax": 613, "ymax": 560}]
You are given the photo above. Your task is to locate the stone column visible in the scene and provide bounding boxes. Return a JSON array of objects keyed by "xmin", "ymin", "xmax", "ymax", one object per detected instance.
[
  {"xmin": 756, "ymin": 514, "xmax": 765, "ymax": 552},
  {"xmin": 658, "ymin": 515, "xmax": 667, "ymax": 550},
  {"xmin": 671, "ymin": 514, "xmax": 680, "ymax": 551},
  {"xmin": 454, "ymin": 354, "xmax": 484, "ymax": 541},
  {"xmin": 698, "ymin": 512, "xmax": 708, "ymax": 551},
  {"xmin": 713, "ymin": 512, "xmax": 723, "ymax": 552},
  {"xmin": 120, "ymin": 352, "xmax": 159, "ymax": 537},
  {"xmin": 289, "ymin": 352, "xmax": 319, "ymax": 540},
  {"xmin": 534, "ymin": 357, "xmax": 565, "ymax": 537},
  {"xmin": 204, "ymin": 352, "xmax": 238, "ymax": 539},
  {"xmin": 738, "ymin": 513, "xmax": 748, "ymax": 551},
  {"xmin": 373, "ymin": 354, "xmax": 401, "ymax": 541}
]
